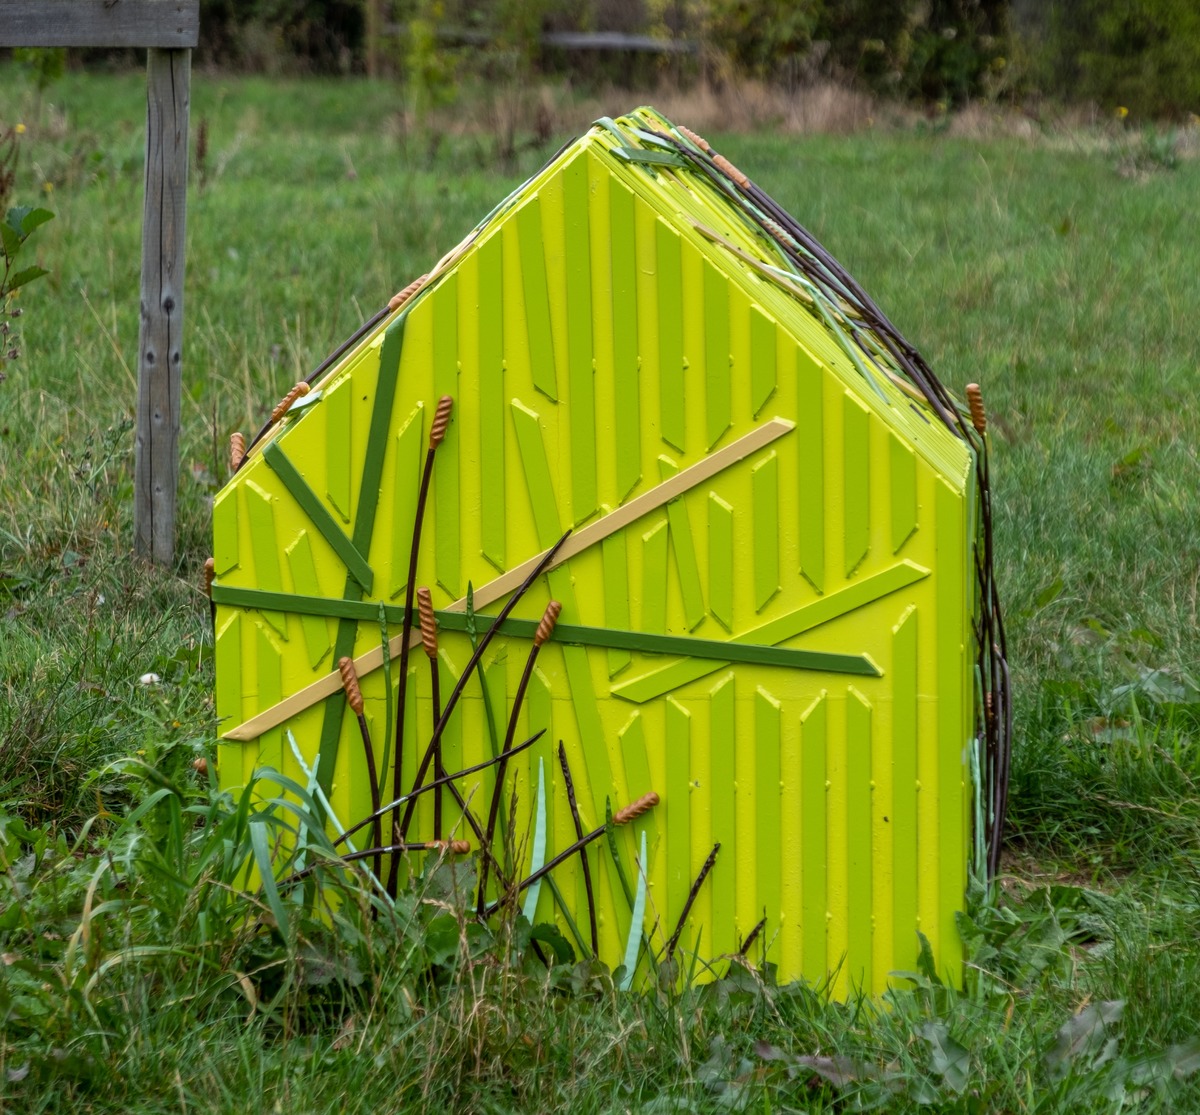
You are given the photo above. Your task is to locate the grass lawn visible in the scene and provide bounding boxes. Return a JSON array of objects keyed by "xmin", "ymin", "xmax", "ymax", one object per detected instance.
[{"xmin": 1, "ymin": 69, "xmax": 1199, "ymax": 1112}]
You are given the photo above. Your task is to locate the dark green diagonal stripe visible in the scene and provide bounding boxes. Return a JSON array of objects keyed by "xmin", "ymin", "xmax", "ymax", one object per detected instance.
[
  {"xmin": 314, "ymin": 311, "xmax": 409, "ymax": 802},
  {"xmin": 211, "ymin": 585, "xmax": 880, "ymax": 677},
  {"xmin": 263, "ymin": 441, "xmax": 374, "ymax": 593}
]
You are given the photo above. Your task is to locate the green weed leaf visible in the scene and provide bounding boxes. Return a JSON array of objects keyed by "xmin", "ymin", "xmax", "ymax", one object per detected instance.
[
  {"xmin": 793, "ymin": 1053, "xmax": 865, "ymax": 1089},
  {"xmin": 465, "ymin": 581, "xmax": 477, "ymax": 647},
  {"xmin": 424, "ymin": 913, "xmax": 460, "ymax": 965},
  {"xmin": 17, "ymin": 208, "xmax": 53, "ymax": 236},
  {"xmin": 1044, "ymin": 1000, "xmax": 1124, "ymax": 1079},
  {"xmin": 249, "ymin": 819, "xmax": 290, "ymax": 940},
  {"xmin": 919, "ymin": 1020, "xmax": 971, "ymax": 1093},
  {"xmin": 4, "ymin": 206, "xmax": 33, "ymax": 237},
  {"xmin": 1034, "ymin": 577, "xmax": 1064, "ymax": 609},
  {"xmin": 521, "ymin": 758, "xmax": 547, "ymax": 922},
  {"xmin": 530, "ymin": 922, "xmax": 574, "ymax": 965},
  {"xmin": 0, "ymin": 221, "xmax": 19, "ymax": 260},
  {"xmin": 916, "ymin": 931, "xmax": 943, "ymax": 985},
  {"xmin": 1165, "ymin": 1038, "xmax": 1200, "ymax": 1080},
  {"xmin": 619, "ymin": 830, "xmax": 647, "ymax": 991}
]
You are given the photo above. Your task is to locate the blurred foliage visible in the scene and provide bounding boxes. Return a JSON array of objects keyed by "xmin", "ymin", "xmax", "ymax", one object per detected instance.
[
  {"xmin": 15, "ymin": 0, "xmax": 1195, "ymax": 115},
  {"xmin": 1013, "ymin": 0, "xmax": 1200, "ymax": 118},
  {"xmin": 197, "ymin": 0, "xmax": 365, "ymax": 71},
  {"xmin": 704, "ymin": 0, "xmax": 822, "ymax": 83}
]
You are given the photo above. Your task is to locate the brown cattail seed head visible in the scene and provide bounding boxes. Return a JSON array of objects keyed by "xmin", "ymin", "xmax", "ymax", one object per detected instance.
[
  {"xmin": 534, "ymin": 600, "xmax": 562, "ymax": 647},
  {"xmin": 271, "ymin": 381, "xmax": 310, "ymax": 424},
  {"xmin": 614, "ymin": 791, "xmax": 660, "ymax": 826},
  {"xmin": 762, "ymin": 218, "xmax": 797, "ymax": 249},
  {"xmin": 229, "ymin": 431, "xmax": 246, "ymax": 472},
  {"xmin": 427, "ymin": 840, "xmax": 471, "ymax": 855},
  {"xmin": 677, "ymin": 125, "xmax": 711, "ymax": 153},
  {"xmin": 417, "ymin": 587, "xmax": 438, "ymax": 660},
  {"xmin": 712, "ymin": 154, "xmax": 750, "ymax": 189},
  {"xmin": 192, "ymin": 756, "xmax": 208, "ymax": 775},
  {"xmin": 203, "ymin": 557, "xmax": 215, "ymax": 598},
  {"xmin": 966, "ymin": 383, "xmax": 987, "ymax": 435},
  {"xmin": 429, "ymin": 395, "xmax": 454, "ymax": 449},
  {"xmin": 388, "ymin": 274, "xmax": 428, "ymax": 312},
  {"xmin": 338, "ymin": 656, "xmax": 364, "ymax": 715}
]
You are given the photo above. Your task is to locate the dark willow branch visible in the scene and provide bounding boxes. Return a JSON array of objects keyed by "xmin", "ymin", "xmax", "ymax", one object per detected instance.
[
  {"xmin": 338, "ymin": 655, "xmax": 382, "ymax": 880},
  {"xmin": 284, "ymin": 839, "xmax": 470, "ymax": 886},
  {"xmin": 476, "ymin": 600, "xmax": 561, "ymax": 918},
  {"xmin": 334, "ymin": 728, "xmax": 545, "ymax": 849},
  {"xmin": 666, "ymin": 843, "xmax": 720, "ymax": 959},
  {"xmin": 738, "ymin": 916, "xmax": 767, "ymax": 957},
  {"xmin": 416, "ymin": 586, "xmax": 443, "ymax": 839},
  {"xmin": 480, "ymin": 792, "xmax": 659, "ymax": 920},
  {"xmin": 387, "ymin": 395, "xmax": 454, "ymax": 898},
  {"xmin": 558, "ymin": 741, "xmax": 599, "ymax": 957},
  {"xmin": 398, "ymin": 529, "xmax": 571, "ymax": 843}
]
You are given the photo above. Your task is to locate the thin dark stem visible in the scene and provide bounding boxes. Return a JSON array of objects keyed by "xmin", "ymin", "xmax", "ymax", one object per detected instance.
[
  {"xmin": 481, "ymin": 822, "xmax": 606, "ymax": 920},
  {"xmin": 439, "ymin": 777, "xmax": 512, "ymax": 897},
  {"xmin": 399, "ymin": 530, "xmax": 571, "ymax": 842},
  {"xmin": 738, "ymin": 915, "xmax": 767, "ymax": 957},
  {"xmin": 558, "ymin": 742, "xmax": 598, "ymax": 957},
  {"xmin": 335, "ymin": 728, "xmax": 544, "ymax": 849},
  {"xmin": 476, "ymin": 641, "xmax": 543, "ymax": 917},
  {"xmin": 430, "ymin": 662, "xmax": 443, "ymax": 839},
  {"xmin": 284, "ymin": 840, "xmax": 468, "ymax": 885},
  {"xmin": 386, "ymin": 443, "xmax": 438, "ymax": 897},
  {"xmin": 666, "ymin": 843, "xmax": 720, "ymax": 959},
  {"xmin": 354, "ymin": 712, "xmax": 383, "ymax": 881}
]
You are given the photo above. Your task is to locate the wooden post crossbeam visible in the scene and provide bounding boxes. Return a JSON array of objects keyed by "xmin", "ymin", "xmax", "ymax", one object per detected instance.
[{"xmin": 1, "ymin": 0, "xmax": 199, "ymax": 564}]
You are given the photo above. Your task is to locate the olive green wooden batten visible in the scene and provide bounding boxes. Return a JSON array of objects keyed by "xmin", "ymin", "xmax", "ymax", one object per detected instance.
[{"xmin": 210, "ymin": 107, "xmax": 1009, "ymax": 998}]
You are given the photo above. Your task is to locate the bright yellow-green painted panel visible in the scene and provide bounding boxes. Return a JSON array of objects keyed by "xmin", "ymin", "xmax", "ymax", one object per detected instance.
[{"xmin": 213, "ymin": 118, "xmax": 980, "ymax": 996}]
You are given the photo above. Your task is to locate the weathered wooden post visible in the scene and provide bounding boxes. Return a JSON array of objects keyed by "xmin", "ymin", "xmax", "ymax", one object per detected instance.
[
  {"xmin": 0, "ymin": 0, "xmax": 200, "ymax": 564},
  {"xmin": 135, "ymin": 45, "xmax": 190, "ymax": 563}
]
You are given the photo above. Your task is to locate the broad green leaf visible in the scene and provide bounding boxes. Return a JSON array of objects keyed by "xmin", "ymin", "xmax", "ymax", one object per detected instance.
[
  {"xmin": 920, "ymin": 1020, "xmax": 970, "ymax": 1094},
  {"xmin": 530, "ymin": 922, "xmax": 574, "ymax": 965},
  {"xmin": 465, "ymin": 581, "xmax": 477, "ymax": 646},
  {"xmin": 17, "ymin": 208, "xmax": 53, "ymax": 236},
  {"xmin": 1034, "ymin": 577, "xmax": 1064, "ymax": 609},
  {"xmin": 0, "ymin": 222, "xmax": 19, "ymax": 261},
  {"xmin": 1167, "ymin": 1037, "xmax": 1200, "ymax": 1079},
  {"xmin": 1044, "ymin": 1000, "xmax": 1124, "ymax": 1078},
  {"xmin": 521, "ymin": 758, "xmax": 547, "ymax": 922},
  {"xmin": 4, "ymin": 206, "xmax": 32, "ymax": 235},
  {"xmin": 249, "ymin": 819, "xmax": 290, "ymax": 939},
  {"xmin": 619, "ymin": 830, "xmax": 647, "ymax": 991}
]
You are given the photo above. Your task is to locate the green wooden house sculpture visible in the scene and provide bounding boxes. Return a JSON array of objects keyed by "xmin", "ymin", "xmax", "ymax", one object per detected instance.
[{"xmin": 210, "ymin": 107, "xmax": 1010, "ymax": 997}]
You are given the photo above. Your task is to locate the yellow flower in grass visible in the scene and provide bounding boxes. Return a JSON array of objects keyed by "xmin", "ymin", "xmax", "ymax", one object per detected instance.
[
  {"xmin": 41, "ymin": 181, "xmax": 52, "ymax": 194},
  {"xmin": 14, "ymin": 123, "xmax": 26, "ymax": 135},
  {"xmin": 1116, "ymin": 106, "xmax": 1129, "ymax": 119}
]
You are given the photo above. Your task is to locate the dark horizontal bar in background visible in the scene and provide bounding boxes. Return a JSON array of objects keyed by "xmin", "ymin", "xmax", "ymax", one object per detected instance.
[
  {"xmin": 382, "ymin": 23, "xmax": 697, "ymax": 55},
  {"xmin": 0, "ymin": 0, "xmax": 199, "ymax": 49}
]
